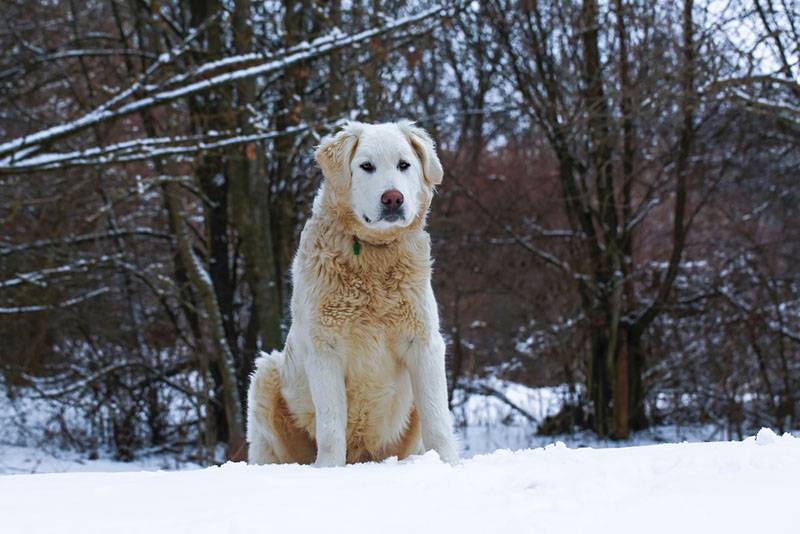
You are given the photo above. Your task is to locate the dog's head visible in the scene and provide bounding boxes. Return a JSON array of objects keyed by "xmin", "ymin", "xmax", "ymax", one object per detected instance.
[{"xmin": 315, "ymin": 120, "xmax": 443, "ymax": 237}]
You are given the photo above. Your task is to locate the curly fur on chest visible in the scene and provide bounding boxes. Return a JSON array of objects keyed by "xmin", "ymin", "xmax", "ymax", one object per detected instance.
[{"xmin": 295, "ymin": 200, "xmax": 432, "ymax": 340}]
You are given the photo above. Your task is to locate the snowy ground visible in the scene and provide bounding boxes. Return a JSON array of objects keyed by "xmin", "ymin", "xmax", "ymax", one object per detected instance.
[
  {"xmin": 0, "ymin": 444, "xmax": 198, "ymax": 475},
  {"xmin": 2, "ymin": 382, "xmax": 799, "ymax": 533},
  {"xmin": 1, "ymin": 379, "xmax": 727, "ymax": 474},
  {"xmin": 1, "ymin": 429, "xmax": 798, "ymax": 534},
  {"xmin": 0, "ymin": 387, "xmax": 200, "ymax": 475},
  {"xmin": 455, "ymin": 380, "xmax": 735, "ymax": 456}
]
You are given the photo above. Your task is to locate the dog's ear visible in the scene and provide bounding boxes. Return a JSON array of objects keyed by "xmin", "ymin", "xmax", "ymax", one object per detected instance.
[
  {"xmin": 315, "ymin": 122, "xmax": 363, "ymax": 190},
  {"xmin": 398, "ymin": 120, "xmax": 444, "ymax": 186}
]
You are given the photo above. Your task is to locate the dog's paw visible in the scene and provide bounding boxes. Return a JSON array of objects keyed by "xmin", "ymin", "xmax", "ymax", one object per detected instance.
[
  {"xmin": 428, "ymin": 438, "xmax": 461, "ymax": 465},
  {"xmin": 313, "ymin": 454, "xmax": 346, "ymax": 468},
  {"xmin": 437, "ymin": 446, "xmax": 461, "ymax": 465}
]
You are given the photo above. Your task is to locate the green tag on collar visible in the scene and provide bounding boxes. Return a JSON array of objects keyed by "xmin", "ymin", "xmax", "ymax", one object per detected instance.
[{"xmin": 353, "ymin": 238, "xmax": 360, "ymax": 256}]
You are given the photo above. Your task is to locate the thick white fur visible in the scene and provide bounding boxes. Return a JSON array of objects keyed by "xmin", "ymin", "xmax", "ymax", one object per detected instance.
[{"xmin": 246, "ymin": 120, "xmax": 458, "ymax": 466}]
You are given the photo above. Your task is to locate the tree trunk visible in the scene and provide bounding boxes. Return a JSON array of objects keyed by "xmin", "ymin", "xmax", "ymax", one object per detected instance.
[
  {"xmin": 448, "ymin": 293, "xmax": 463, "ymax": 408},
  {"xmin": 589, "ymin": 330, "xmax": 612, "ymax": 436},
  {"xmin": 613, "ymin": 328, "xmax": 630, "ymax": 439},
  {"xmin": 164, "ymin": 183, "xmax": 245, "ymax": 459},
  {"xmin": 627, "ymin": 332, "xmax": 647, "ymax": 431},
  {"xmin": 227, "ymin": 0, "xmax": 283, "ymax": 416}
]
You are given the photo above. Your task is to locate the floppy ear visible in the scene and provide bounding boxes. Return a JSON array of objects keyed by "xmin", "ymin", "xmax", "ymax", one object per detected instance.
[
  {"xmin": 397, "ymin": 120, "xmax": 444, "ymax": 186},
  {"xmin": 314, "ymin": 121, "xmax": 363, "ymax": 190}
]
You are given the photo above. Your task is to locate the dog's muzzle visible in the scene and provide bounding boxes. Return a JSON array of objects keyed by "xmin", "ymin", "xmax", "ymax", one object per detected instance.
[{"xmin": 380, "ymin": 189, "xmax": 405, "ymax": 222}]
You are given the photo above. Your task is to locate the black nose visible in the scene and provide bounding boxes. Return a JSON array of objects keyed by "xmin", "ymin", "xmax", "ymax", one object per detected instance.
[{"xmin": 381, "ymin": 189, "xmax": 404, "ymax": 209}]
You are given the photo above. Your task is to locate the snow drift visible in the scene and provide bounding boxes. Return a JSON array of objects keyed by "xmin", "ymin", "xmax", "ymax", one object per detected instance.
[{"xmin": 1, "ymin": 428, "xmax": 798, "ymax": 534}]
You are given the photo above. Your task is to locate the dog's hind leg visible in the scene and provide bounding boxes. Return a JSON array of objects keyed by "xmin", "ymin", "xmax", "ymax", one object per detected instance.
[
  {"xmin": 246, "ymin": 351, "xmax": 282, "ymax": 464},
  {"xmin": 246, "ymin": 351, "xmax": 316, "ymax": 465}
]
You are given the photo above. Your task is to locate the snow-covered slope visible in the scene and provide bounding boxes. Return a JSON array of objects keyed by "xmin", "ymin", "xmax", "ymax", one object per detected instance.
[{"xmin": 1, "ymin": 429, "xmax": 797, "ymax": 534}]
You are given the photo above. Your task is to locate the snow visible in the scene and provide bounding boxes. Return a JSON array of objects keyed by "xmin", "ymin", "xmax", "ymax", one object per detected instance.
[
  {"xmin": 452, "ymin": 381, "xmax": 747, "ymax": 456},
  {"xmin": 756, "ymin": 426, "xmax": 779, "ymax": 445},
  {"xmin": 458, "ymin": 381, "xmax": 563, "ymax": 424},
  {"xmin": 2, "ymin": 381, "xmax": 798, "ymax": 532},
  {"xmin": 1, "ymin": 434, "xmax": 798, "ymax": 534},
  {"xmin": 0, "ymin": 444, "xmax": 197, "ymax": 476},
  {"xmin": 453, "ymin": 380, "xmax": 571, "ymax": 456}
]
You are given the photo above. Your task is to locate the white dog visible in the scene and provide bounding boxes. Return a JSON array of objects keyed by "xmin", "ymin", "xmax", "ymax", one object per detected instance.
[{"xmin": 246, "ymin": 120, "xmax": 459, "ymax": 467}]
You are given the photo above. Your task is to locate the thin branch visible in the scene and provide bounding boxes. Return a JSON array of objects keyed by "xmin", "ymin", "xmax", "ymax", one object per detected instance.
[
  {"xmin": 0, "ymin": 228, "xmax": 172, "ymax": 257},
  {"xmin": 0, "ymin": 286, "xmax": 110, "ymax": 314},
  {"xmin": 0, "ymin": 5, "xmax": 448, "ymax": 163}
]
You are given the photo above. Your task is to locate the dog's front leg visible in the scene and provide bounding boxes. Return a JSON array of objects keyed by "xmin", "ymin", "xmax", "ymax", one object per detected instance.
[
  {"xmin": 408, "ymin": 333, "xmax": 460, "ymax": 464},
  {"xmin": 306, "ymin": 350, "xmax": 347, "ymax": 467}
]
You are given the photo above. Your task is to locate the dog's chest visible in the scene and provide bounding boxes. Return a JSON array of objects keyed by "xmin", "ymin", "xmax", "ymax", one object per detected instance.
[{"xmin": 317, "ymin": 251, "xmax": 426, "ymax": 337}]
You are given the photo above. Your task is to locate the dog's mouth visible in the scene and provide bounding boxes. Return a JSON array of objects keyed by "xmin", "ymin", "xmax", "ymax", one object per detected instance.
[
  {"xmin": 362, "ymin": 212, "xmax": 405, "ymax": 224},
  {"xmin": 381, "ymin": 212, "xmax": 404, "ymax": 223}
]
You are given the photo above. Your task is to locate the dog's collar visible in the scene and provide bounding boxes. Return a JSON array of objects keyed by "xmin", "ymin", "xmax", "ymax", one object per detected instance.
[{"xmin": 352, "ymin": 235, "xmax": 394, "ymax": 255}]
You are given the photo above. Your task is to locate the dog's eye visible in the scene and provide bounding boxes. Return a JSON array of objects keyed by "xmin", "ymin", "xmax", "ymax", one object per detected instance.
[
  {"xmin": 398, "ymin": 160, "xmax": 410, "ymax": 171},
  {"xmin": 360, "ymin": 162, "xmax": 375, "ymax": 173}
]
